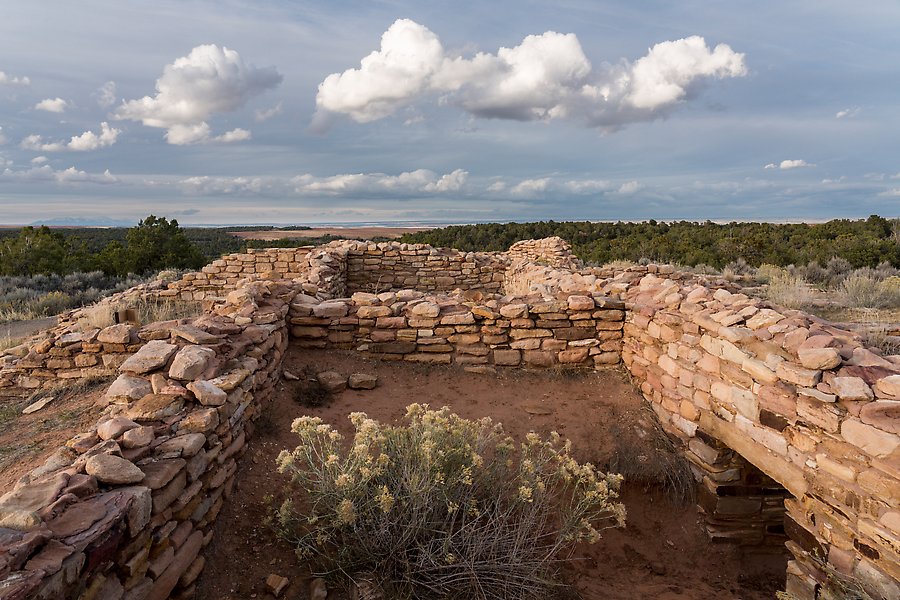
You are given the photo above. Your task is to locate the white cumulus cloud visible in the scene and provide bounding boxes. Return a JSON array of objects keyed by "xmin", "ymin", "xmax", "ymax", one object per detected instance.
[
  {"xmin": 34, "ymin": 98, "xmax": 68, "ymax": 113},
  {"xmin": 113, "ymin": 44, "xmax": 281, "ymax": 145},
  {"xmin": 312, "ymin": 19, "xmax": 746, "ymax": 131},
  {"xmin": 21, "ymin": 122, "xmax": 120, "ymax": 152},
  {"xmin": 1, "ymin": 165, "xmax": 118, "ymax": 185},
  {"xmin": 94, "ymin": 81, "xmax": 117, "ymax": 108},
  {"xmin": 765, "ymin": 159, "xmax": 814, "ymax": 170},
  {"xmin": 0, "ymin": 71, "xmax": 30, "ymax": 86},
  {"xmin": 878, "ymin": 188, "xmax": 900, "ymax": 198}
]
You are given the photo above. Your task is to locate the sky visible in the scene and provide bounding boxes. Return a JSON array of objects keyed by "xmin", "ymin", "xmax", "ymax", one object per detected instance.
[{"xmin": 0, "ymin": 0, "xmax": 898, "ymax": 225}]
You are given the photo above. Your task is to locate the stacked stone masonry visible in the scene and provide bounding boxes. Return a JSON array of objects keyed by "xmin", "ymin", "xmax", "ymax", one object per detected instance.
[
  {"xmin": 622, "ymin": 274, "xmax": 900, "ymax": 600},
  {"xmin": 0, "ymin": 281, "xmax": 293, "ymax": 599},
  {"xmin": 1, "ymin": 237, "xmax": 898, "ymax": 600},
  {"xmin": 288, "ymin": 289, "xmax": 625, "ymax": 371}
]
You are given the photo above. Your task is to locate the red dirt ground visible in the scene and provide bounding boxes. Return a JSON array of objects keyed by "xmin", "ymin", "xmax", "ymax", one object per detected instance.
[{"xmin": 196, "ymin": 348, "xmax": 787, "ymax": 600}]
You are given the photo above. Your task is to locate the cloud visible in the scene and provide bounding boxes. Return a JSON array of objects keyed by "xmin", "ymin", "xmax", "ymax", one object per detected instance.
[
  {"xmin": 0, "ymin": 71, "xmax": 30, "ymax": 86},
  {"xmin": 312, "ymin": 19, "xmax": 746, "ymax": 131},
  {"xmin": 497, "ymin": 176, "xmax": 612, "ymax": 197},
  {"xmin": 878, "ymin": 188, "xmax": 900, "ymax": 198},
  {"xmin": 292, "ymin": 168, "xmax": 469, "ymax": 196},
  {"xmin": 113, "ymin": 44, "xmax": 281, "ymax": 144},
  {"xmin": 821, "ymin": 176, "xmax": 846, "ymax": 184},
  {"xmin": 21, "ymin": 122, "xmax": 120, "ymax": 152},
  {"xmin": 0, "ymin": 126, "xmax": 7, "ymax": 145},
  {"xmin": 765, "ymin": 159, "xmax": 814, "ymax": 170},
  {"xmin": 94, "ymin": 81, "xmax": 117, "ymax": 108},
  {"xmin": 31, "ymin": 156, "xmax": 48, "ymax": 165},
  {"xmin": 254, "ymin": 102, "xmax": 282, "ymax": 122},
  {"xmin": 34, "ymin": 98, "xmax": 68, "ymax": 113},
  {"xmin": 212, "ymin": 128, "xmax": 251, "ymax": 143},
  {"xmin": 835, "ymin": 107, "xmax": 860, "ymax": 119},
  {"xmin": 1, "ymin": 165, "xmax": 118, "ymax": 185},
  {"xmin": 617, "ymin": 180, "xmax": 642, "ymax": 194}
]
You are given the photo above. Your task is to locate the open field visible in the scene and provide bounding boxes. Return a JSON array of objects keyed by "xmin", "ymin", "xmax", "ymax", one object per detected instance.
[{"xmin": 229, "ymin": 226, "xmax": 433, "ymax": 241}]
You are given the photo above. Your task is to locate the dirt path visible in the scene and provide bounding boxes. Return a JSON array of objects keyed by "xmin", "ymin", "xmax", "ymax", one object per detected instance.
[
  {"xmin": 0, "ymin": 317, "xmax": 57, "ymax": 342},
  {"xmin": 196, "ymin": 348, "xmax": 787, "ymax": 600}
]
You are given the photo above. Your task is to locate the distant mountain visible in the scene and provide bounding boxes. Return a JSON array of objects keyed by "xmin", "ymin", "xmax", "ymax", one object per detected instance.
[{"xmin": 28, "ymin": 216, "xmax": 136, "ymax": 227}]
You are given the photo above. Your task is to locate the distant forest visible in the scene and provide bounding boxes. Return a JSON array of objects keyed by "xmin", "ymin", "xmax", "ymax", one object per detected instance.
[{"xmin": 400, "ymin": 217, "xmax": 900, "ymax": 269}]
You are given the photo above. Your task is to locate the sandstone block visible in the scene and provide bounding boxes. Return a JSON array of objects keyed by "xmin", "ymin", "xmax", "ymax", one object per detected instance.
[
  {"xmin": 97, "ymin": 324, "xmax": 134, "ymax": 345},
  {"xmin": 85, "ymin": 454, "xmax": 145, "ymax": 484},
  {"xmin": 126, "ymin": 394, "xmax": 185, "ymax": 422},
  {"xmin": 875, "ymin": 375, "xmax": 900, "ymax": 399},
  {"xmin": 317, "ymin": 371, "xmax": 347, "ymax": 393},
  {"xmin": 841, "ymin": 419, "xmax": 900, "ymax": 457},
  {"xmin": 97, "ymin": 417, "xmax": 139, "ymax": 440},
  {"xmin": 859, "ymin": 401, "xmax": 900, "ymax": 435},
  {"xmin": 776, "ymin": 362, "xmax": 821, "ymax": 387},
  {"xmin": 567, "ymin": 295, "xmax": 595, "ymax": 311},
  {"xmin": 187, "ymin": 380, "xmax": 227, "ymax": 406},
  {"xmin": 440, "ymin": 313, "xmax": 475, "ymax": 326},
  {"xmin": 169, "ymin": 346, "xmax": 216, "ymax": 381},
  {"xmin": 313, "ymin": 302, "xmax": 349, "ymax": 318},
  {"xmin": 558, "ymin": 348, "xmax": 590, "ymax": 364},
  {"xmin": 797, "ymin": 347, "xmax": 842, "ymax": 370},
  {"xmin": 120, "ymin": 341, "xmax": 178, "ymax": 375},
  {"xmin": 376, "ymin": 316, "xmax": 407, "ymax": 329},
  {"xmin": 493, "ymin": 349, "xmax": 521, "ymax": 366},
  {"xmin": 499, "ymin": 304, "xmax": 528, "ymax": 319},
  {"xmin": 409, "ymin": 302, "xmax": 440, "ymax": 318},
  {"xmin": 832, "ymin": 376, "xmax": 874, "ymax": 402},
  {"xmin": 349, "ymin": 373, "xmax": 378, "ymax": 389},
  {"xmin": 122, "ymin": 426, "xmax": 155, "ymax": 449}
]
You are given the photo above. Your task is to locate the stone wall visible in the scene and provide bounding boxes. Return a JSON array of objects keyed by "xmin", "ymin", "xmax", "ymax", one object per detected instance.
[
  {"xmin": 0, "ymin": 280, "xmax": 294, "ymax": 599},
  {"xmin": 289, "ymin": 289, "xmax": 625, "ymax": 370},
  {"xmin": 344, "ymin": 241, "xmax": 507, "ymax": 295},
  {"xmin": 162, "ymin": 247, "xmax": 313, "ymax": 301},
  {"xmin": 506, "ymin": 236, "xmax": 581, "ymax": 268},
  {"xmin": 621, "ymin": 274, "xmax": 900, "ymax": 600}
]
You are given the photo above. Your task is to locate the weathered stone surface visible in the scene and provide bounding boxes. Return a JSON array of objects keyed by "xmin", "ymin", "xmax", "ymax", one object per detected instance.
[
  {"xmin": 97, "ymin": 417, "xmax": 139, "ymax": 440},
  {"xmin": 140, "ymin": 459, "xmax": 187, "ymax": 490},
  {"xmin": 493, "ymin": 349, "xmax": 521, "ymax": 366},
  {"xmin": 85, "ymin": 454, "xmax": 145, "ymax": 484},
  {"xmin": 409, "ymin": 302, "xmax": 440, "ymax": 318},
  {"xmin": 156, "ymin": 433, "xmax": 207, "ymax": 457},
  {"xmin": 97, "ymin": 324, "xmax": 133, "ymax": 345},
  {"xmin": 105, "ymin": 374, "xmax": 153, "ymax": 402},
  {"xmin": 120, "ymin": 340, "xmax": 178, "ymax": 374},
  {"xmin": 122, "ymin": 425, "xmax": 155, "ymax": 448},
  {"xmin": 859, "ymin": 401, "xmax": 900, "ymax": 435},
  {"xmin": 832, "ymin": 376, "xmax": 874, "ymax": 402},
  {"xmin": 187, "ymin": 380, "xmax": 227, "ymax": 406},
  {"xmin": 171, "ymin": 324, "xmax": 221, "ymax": 344},
  {"xmin": 875, "ymin": 374, "xmax": 900, "ymax": 399},
  {"xmin": 348, "ymin": 373, "xmax": 378, "ymax": 390},
  {"xmin": 125, "ymin": 394, "xmax": 184, "ymax": 422},
  {"xmin": 313, "ymin": 301, "xmax": 349, "ymax": 318},
  {"xmin": 797, "ymin": 347, "xmax": 842, "ymax": 370},
  {"xmin": 841, "ymin": 419, "xmax": 900, "ymax": 457},
  {"xmin": 177, "ymin": 408, "xmax": 219, "ymax": 433},
  {"xmin": 317, "ymin": 371, "xmax": 347, "ymax": 393},
  {"xmin": 168, "ymin": 345, "xmax": 215, "ymax": 381},
  {"xmin": 776, "ymin": 362, "xmax": 821, "ymax": 387}
]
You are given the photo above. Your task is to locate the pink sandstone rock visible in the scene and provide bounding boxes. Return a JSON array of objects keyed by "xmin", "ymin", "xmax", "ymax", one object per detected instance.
[
  {"xmin": 831, "ymin": 376, "xmax": 874, "ymax": 401},
  {"xmin": 96, "ymin": 417, "xmax": 139, "ymax": 441},
  {"xmin": 187, "ymin": 380, "xmax": 227, "ymax": 406},
  {"xmin": 85, "ymin": 454, "xmax": 145, "ymax": 485},
  {"xmin": 840, "ymin": 419, "xmax": 900, "ymax": 457},
  {"xmin": 797, "ymin": 347, "xmax": 842, "ymax": 370},
  {"xmin": 859, "ymin": 401, "xmax": 900, "ymax": 434},
  {"xmin": 875, "ymin": 375, "xmax": 900, "ymax": 399}
]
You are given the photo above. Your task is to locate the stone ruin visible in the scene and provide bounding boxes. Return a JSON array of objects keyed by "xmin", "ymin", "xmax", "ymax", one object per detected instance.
[{"xmin": 0, "ymin": 236, "xmax": 897, "ymax": 600}]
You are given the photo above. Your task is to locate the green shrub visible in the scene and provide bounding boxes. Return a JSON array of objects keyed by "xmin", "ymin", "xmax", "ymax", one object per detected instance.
[{"xmin": 275, "ymin": 405, "xmax": 625, "ymax": 599}]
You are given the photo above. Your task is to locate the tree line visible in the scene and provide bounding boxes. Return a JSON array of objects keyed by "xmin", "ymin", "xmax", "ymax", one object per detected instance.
[{"xmin": 400, "ymin": 216, "xmax": 900, "ymax": 269}]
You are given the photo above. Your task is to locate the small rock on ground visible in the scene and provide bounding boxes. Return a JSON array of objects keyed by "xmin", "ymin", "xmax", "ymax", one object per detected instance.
[
  {"xmin": 317, "ymin": 371, "xmax": 347, "ymax": 393},
  {"xmin": 348, "ymin": 373, "xmax": 378, "ymax": 390}
]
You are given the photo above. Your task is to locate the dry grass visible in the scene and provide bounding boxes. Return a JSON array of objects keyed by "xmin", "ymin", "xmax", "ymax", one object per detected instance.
[
  {"xmin": 76, "ymin": 296, "xmax": 202, "ymax": 330},
  {"xmin": 764, "ymin": 272, "xmax": 816, "ymax": 310}
]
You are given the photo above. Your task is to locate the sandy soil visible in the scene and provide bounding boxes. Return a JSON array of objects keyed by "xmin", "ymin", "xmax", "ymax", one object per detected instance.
[
  {"xmin": 229, "ymin": 227, "xmax": 432, "ymax": 241},
  {"xmin": 196, "ymin": 348, "xmax": 787, "ymax": 600}
]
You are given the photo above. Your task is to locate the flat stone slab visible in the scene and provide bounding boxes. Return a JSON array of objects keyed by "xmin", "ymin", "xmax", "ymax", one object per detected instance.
[
  {"xmin": 168, "ymin": 346, "xmax": 215, "ymax": 381},
  {"xmin": 348, "ymin": 373, "xmax": 377, "ymax": 390},
  {"xmin": 120, "ymin": 340, "xmax": 178, "ymax": 375},
  {"xmin": 85, "ymin": 454, "xmax": 145, "ymax": 485}
]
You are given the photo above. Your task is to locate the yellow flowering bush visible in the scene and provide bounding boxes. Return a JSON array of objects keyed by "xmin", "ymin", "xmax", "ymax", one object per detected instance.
[{"xmin": 275, "ymin": 404, "xmax": 625, "ymax": 599}]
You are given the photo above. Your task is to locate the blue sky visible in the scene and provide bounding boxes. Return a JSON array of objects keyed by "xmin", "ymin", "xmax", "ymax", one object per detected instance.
[{"xmin": 0, "ymin": 0, "xmax": 898, "ymax": 225}]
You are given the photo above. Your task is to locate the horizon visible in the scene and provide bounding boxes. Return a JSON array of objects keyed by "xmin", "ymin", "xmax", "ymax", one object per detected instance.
[{"xmin": 2, "ymin": 2, "xmax": 899, "ymax": 224}]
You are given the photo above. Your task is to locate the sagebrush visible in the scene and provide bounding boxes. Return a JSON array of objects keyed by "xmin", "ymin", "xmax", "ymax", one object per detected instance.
[{"xmin": 275, "ymin": 404, "xmax": 625, "ymax": 600}]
